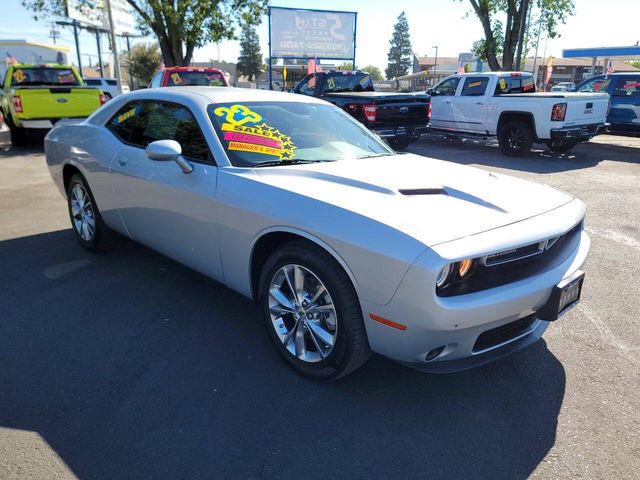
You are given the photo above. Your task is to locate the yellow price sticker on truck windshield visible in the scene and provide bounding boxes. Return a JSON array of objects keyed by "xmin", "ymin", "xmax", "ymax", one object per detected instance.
[
  {"xmin": 170, "ymin": 73, "xmax": 182, "ymax": 84},
  {"xmin": 499, "ymin": 78, "xmax": 506, "ymax": 90},
  {"xmin": 12, "ymin": 69, "xmax": 26, "ymax": 83},
  {"xmin": 468, "ymin": 81, "xmax": 482, "ymax": 88}
]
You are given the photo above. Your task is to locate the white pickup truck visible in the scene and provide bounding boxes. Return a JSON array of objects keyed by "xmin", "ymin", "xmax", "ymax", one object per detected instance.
[{"xmin": 428, "ymin": 72, "xmax": 609, "ymax": 156}]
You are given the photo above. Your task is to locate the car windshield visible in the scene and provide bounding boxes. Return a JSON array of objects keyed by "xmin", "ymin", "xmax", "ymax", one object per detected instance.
[
  {"xmin": 167, "ymin": 71, "xmax": 226, "ymax": 87},
  {"xmin": 10, "ymin": 67, "xmax": 80, "ymax": 86},
  {"xmin": 208, "ymin": 102, "xmax": 393, "ymax": 167}
]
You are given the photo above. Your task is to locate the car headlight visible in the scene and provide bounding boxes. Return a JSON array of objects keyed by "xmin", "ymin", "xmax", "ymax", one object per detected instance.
[{"xmin": 436, "ymin": 264, "xmax": 452, "ymax": 288}]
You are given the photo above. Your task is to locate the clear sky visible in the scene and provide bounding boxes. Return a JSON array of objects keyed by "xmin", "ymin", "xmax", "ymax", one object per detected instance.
[{"xmin": 1, "ymin": 0, "xmax": 639, "ymax": 71}]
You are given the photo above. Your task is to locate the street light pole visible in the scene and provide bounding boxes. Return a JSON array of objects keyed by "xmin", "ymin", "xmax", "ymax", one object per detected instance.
[
  {"xmin": 104, "ymin": 0, "xmax": 123, "ymax": 91},
  {"xmin": 432, "ymin": 45, "xmax": 438, "ymax": 79}
]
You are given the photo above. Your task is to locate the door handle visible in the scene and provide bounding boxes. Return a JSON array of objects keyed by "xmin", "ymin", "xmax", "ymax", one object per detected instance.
[
  {"xmin": 476, "ymin": 102, "xmax": 485, "ymax": 105},
  {"xmin": 444, "ymin": 99, "xmax": 451, "ymax": 103}
]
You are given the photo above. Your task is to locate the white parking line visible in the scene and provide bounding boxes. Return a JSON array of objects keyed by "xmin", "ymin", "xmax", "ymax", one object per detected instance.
[{"xmin": 585, "ymin": 227, "xmax": 640, "ymax": 251}]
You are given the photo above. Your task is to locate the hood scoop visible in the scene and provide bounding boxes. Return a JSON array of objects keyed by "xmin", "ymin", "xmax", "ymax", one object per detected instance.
[{"xmin": 398, "ymin": 188, "xmax": 448, "ymax": 196}]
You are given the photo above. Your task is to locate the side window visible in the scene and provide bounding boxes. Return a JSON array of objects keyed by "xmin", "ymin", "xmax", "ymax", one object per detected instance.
[
  {"xmin": 461, "ymin": 77, "xmax": 489, "ymax": 96},
  {"xmin": 613, "ymin": 77, "xmax": 640, "ymax": 97},
  {"xmin": 107, "ymin": 101, "xmax": 147, "ymax": 146},
  {"xmin": 107, "ymin": 102, "xmax": 212, "ymax": 163},
  {"xmin": 434, "ymin": 77, "xmax": 460, "ymax": 96},
  {"xmin": 84, "ymin": 79, "xmax": 101, "ymax": 86},
  {"xmin": 296, "ymin": 75, "xmax": 316, "ymax": 96},
  {"xmin": 578, "ymin": 77, "xmax": 611, "ymax": 93},
  {"xmin": 149, "ymin": 72, "xmax": 162, "ymax": 88}
]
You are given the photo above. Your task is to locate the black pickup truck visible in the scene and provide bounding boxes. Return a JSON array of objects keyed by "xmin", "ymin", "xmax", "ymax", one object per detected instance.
[{"xmin": 293, "ymin": 70, "xmax": 430, "ymax": 150}]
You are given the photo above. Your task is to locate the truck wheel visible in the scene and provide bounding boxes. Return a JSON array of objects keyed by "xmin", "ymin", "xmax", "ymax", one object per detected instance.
[
  {"xmin": 498, "ymin": 121, "xmax": 533, "ymax": 157},
  {"xmin": 7, "ymin": 115, "xmax": 28, "ymax": 147},
  {"xmin": 389, "ymin": 137, "xmax": 413, "ymax": 151},
  {"xmin": 545, "ymin": 139, "xmax": 579, "ymax": 153}
]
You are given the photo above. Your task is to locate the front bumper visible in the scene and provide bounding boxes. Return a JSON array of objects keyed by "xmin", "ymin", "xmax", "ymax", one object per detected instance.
[
  {"xmin": 372, "ymin": 123, "xmax": 430, "ymax": 139},
  {"xmin": 550, "ymin": 122, "xmax": 607, "ymax": 141},
  {"xmin": 360, "ymin": 200, "xmax": 590, "ymax": 373}
]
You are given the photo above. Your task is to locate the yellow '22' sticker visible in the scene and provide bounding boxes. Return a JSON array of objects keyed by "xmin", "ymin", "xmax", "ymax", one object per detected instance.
[{"xmin": 12, "ymin": 69, "xmax": 26, "ymax": 83}]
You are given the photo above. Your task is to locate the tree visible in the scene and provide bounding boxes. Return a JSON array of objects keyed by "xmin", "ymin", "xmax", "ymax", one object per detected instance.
[
  {"xmin": 336, "ymin": 62, "xmax": 356, "ymax": 70},
  {"xmin": 236, "ymin": 24, "xmax": 262, "ymax": 81},
  {"xmin": 125, "ymin": 43, "xmax": 160, "ymax": 85},
  {"xmin": 21, "ymin": 0, "xmax": 267, "ymax": 67},
  {"xmin": 461, "ymin": 0, "xmax": 575, "ymax": 71},
  {"xmin": 360, "ymin": 65, "xmax": 384, "ymax": 81},
  {"xmin": 385, "ymin": 12, "xmax": 413, "ymax": 80}
]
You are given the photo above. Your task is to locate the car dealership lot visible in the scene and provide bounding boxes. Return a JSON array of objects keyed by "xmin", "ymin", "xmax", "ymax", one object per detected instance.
[{"xmin": 1, "ymin": 135, "xmax": 638, "ymax": 479}]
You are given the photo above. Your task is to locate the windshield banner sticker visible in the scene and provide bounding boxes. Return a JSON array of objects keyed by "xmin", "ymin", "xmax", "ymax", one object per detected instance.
[
  {"xmin": 214, "ymin": 104, "xmax": 296, "ymax": 160},
  {"xmin": 114, "ymin": 104, "xmax": 141, "ymax": 125}
]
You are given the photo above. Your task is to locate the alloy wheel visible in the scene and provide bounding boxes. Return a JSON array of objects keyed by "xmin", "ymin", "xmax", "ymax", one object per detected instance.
[
  {"xmin": 70, "ymin": 183, "xmax": 96, "ymax": 241},
  {"xmin": 268, "ymin": 264, "xmax": 338, "ymax": 363}
]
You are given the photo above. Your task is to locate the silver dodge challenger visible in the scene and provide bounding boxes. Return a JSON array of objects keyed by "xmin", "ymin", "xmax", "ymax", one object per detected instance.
[{"xmin": 45, "ymin": 87, "xmax": 590, "ymax": 379}]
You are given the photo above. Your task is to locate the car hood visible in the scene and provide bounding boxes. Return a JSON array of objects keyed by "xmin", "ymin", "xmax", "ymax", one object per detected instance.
[{"xmin": 252, "ymin": 154, "xmax": 574, "ymax": 246}]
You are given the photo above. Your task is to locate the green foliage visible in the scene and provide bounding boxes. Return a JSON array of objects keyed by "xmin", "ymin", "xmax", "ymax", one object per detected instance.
[
  {"xmin": 630, "ymin": 60, "xmax": 640, "ymax": 70},
  {"xmin": 461, "ymin": 0, "xmax": 575, "ymax": 71},
  {"xmin": 125, "ymin": 43, "xmax": 160, "ymax": 85},
  {"xmin": 336, "ymin": 62, "xmax": 356, "ymax": 70},
  {"xmin": 236, "ymin": 24, "xmax": 262, "ymax": 81},
  {"xmin": 21, "ymin": 0, "xmax": 268, "ymax": 66},
  {"xmin": 360, "ymin": 65, "xmax": 384, "ymax": 81},
  {"xmin": 385, "ymin": 12, "xmax": 413, "ymax": 80}
]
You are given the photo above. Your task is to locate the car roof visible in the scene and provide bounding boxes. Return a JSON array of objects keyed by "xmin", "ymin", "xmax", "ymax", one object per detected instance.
[{"xmin": 162, "ymin": 66, "xmax": 223, "ymax": 73}]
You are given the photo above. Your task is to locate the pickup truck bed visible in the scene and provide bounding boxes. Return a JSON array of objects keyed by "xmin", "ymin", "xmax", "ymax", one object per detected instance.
[{"xmin": 293, "ymin": 71, "xmax": 430, "ymax": 150}]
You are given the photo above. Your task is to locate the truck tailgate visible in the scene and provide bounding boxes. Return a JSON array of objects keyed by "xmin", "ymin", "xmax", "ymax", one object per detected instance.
[
  {"xmin": 563, "ymin": 93, "xmax": 609, "ymax": 125},
  {"xmin": 374, "ymin": 95, "xmax": 430, "ymax": 125},
  {"xmin": 14, "ymin": 87, "xmax": 102, "ymax": 119}
]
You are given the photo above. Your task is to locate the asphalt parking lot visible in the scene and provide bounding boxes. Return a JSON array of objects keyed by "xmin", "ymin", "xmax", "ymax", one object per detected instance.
[{"xmin": 1, "ymin": 134, "xmax": 639, "ymax": 479}]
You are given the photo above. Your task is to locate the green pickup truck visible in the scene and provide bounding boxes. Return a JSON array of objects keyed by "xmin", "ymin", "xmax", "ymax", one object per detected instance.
[{"xmin": 0, "ymin": 64, "xmax": 106, "ymax": 145}]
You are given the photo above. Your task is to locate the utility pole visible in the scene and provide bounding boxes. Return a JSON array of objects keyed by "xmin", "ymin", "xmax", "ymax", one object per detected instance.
[
  {"xmin": 95, "ymin": 29, "xmax": 104, "ymax": 77},
  {"xmin": 72, "ymin": 20, "xmax": 83, "ymax": 78},
  {"xmin": 104, "ymin": 0, "xmax": 123, "ymax": 90},
  {"xmin": 515, "ymin": 0, "xmax": 529, "ymax": 71},
  {"xmin": 49, "ymin": 22, "xmax": 60, "ymax": 44}
]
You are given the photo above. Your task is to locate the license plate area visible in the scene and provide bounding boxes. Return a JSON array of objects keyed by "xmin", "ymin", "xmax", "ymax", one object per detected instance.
[{"xmin": 538, "ymin": 271, "xmax": 584, "ymax": 321}]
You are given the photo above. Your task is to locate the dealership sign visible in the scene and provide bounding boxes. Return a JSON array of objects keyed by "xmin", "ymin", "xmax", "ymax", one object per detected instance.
[
  {"xmin": 269, "ymin": 7, "xmax": 357, "ymax": 60},
  {"xmin": 66, "ymin": 0, "xmax": 136, "ymax": 35}
]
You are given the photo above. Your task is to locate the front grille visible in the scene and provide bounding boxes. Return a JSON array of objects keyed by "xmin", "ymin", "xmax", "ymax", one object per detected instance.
[
  {"xmin": 473, "ymin": 314, "xmax": 536, "ymax": 352},
  {"xmin": 485, "ymin": 242, "xmax": 544, "ymax": 266}
]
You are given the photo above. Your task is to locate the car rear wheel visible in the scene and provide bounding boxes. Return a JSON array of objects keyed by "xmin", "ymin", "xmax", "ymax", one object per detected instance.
[
  {"xmin": 498, "ymin": 121, "xmax": 533, "ymax": 156},
  {"xmin": 6, "ymin": 115, "xmax": 28, "ymax": 147},
  {"xmin": 67, "ymin": 173, "xmax": 115, "ymax": 251},
  {"xmin": 544, "ymin": 139, "xmax": 579, "ymax": 152},
  {"xmin": 258, "ymin": 240, "xmax": 370, "ymax": 380}
]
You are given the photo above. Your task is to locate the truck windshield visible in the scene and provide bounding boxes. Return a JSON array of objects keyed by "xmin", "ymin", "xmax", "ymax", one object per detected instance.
[
  {"xmin": 208, "ymin": 102, "xmax": 392, "ymax": 167},
  {"xmin": 10, "ymin": 67, "xmax": 80, "ymax": 87},
  {"xmin": 495, "ymin": 74, "xmax": 536, "ymax": 94},
  {"xmin": 167, "ymin": 71, "xmax": 226, "ymax": 87},
  {"xmin": 324, "ymin": 72, "xmax": 374, "ymax": 93}
]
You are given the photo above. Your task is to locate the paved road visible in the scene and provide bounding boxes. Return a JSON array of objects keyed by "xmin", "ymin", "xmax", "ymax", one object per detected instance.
[{"xmin": 1, "ymin": 135, "xmax": 638, "ymax": 479}]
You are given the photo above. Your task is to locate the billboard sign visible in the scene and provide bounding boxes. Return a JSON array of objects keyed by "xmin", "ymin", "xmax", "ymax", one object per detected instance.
[
  {"xmin": 66, "ymin": 0, "xmax": 136, "ymax": 35},
  {"xmin": 270, "ymin": 7, "xmax": 356, "ymax": 60}
]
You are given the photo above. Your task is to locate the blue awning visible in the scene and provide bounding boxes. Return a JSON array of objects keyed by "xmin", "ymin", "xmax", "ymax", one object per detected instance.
[{"xmin": 562, "ymin": 46, "xmax": 640, "ymax": 58}]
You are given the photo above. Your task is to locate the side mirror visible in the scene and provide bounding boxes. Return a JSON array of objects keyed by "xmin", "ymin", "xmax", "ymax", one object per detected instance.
[
  {"xmin": 146, "ymin": 140, "xmax": 194, "ymax": 174},
  {"xmin": 427, "ymin": 88, "xmax": 435, "ymax": 96}
]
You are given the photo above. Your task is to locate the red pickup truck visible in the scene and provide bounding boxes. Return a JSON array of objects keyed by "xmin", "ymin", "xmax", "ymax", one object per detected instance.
[{"xmin": 148, "ymin": 67, "xmax": 229, "ymax": 88}]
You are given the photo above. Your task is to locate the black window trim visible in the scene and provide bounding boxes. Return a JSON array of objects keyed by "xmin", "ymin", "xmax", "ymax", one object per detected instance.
[{"xmin": 105, "ymin": 98, "xmax": 217, "ymax": 166}]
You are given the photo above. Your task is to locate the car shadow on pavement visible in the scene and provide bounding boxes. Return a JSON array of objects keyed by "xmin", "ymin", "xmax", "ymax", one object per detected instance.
[
  {"xmin": 411, "ymin": 134, "xmax": 639, "ymax": 174},
  {"xmin": 1, "ymin": 229, "xmax": 566, "ymax": 479}
]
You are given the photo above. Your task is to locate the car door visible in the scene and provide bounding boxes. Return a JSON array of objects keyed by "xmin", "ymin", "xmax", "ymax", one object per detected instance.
[
  {"xmin": 609, "ymin": 75, "xmax": 640, "ymax": 133},
  {"xmin": 429, "ymin": 76, "xmax": 461, "ymax": 130},
  {"xmin": 451, "ymin": 76, "xmax": 490, "ymax": 133},
  {"xmin": 106, "ymin": 100, "xmax": 223, "ymax": 281}
]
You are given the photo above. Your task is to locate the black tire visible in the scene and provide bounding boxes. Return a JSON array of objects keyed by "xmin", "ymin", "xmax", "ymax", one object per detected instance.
[
  {"xmin": 544, "ymin": 139, "xmax": 579, "ymax": 153},
  {"xmin": 388, "ymin": 137, "xmax": 413, "ymax": 151},
  {"xmin": 6, "ymin": 115, "xmax": 28, "ymax": 147},
  {"xmin": 498, "ymin": 121, "xmax": 534, "ymax": 157},
  {"xmin": 66, "ymin": 173, "xmax": 115, "ymax": 251},
  {"xmin": 258, "ymin": 240, "xmax": 371, "ymax": 380}
]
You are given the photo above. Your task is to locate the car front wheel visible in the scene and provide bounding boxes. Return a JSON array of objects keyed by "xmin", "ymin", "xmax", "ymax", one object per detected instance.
[
  {"xmin": 67, "ymin": 173, "xmax": 115, "ymax": 251},
  {"xmin": 258, "ymin": 240, "xmax": 370, "ymax": 380}
]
